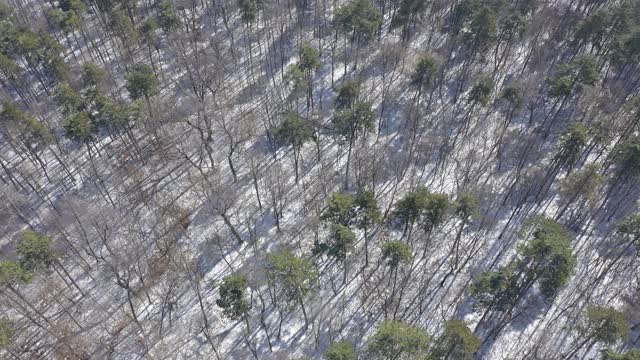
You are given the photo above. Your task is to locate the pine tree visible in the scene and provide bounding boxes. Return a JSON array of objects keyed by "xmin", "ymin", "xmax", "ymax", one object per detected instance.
[
  {"xmin": 238, "ymin": 0, "xmax": 263, "ymax": 24},
  {"xmin": 472, "ymin": 218, "xmax": 576, "ymax": 314},
  {"xmin": 332, "ymin": 102, "xmax": 375, "ymax": 188},
  {"xmin": 54, "ymin": 83, "xmax": 84, "ymax": 115},
  {"xmin": 392, "ymin": 187, "xmax": 450, "ymax": 248},
  {"xmin": 381, "ymin": 241, "xmax": 412, "ymax": 317},
  {"xmin": 298, "ymin": 43, "xmax": 322, "ymax": 110},
  {"xmin": 604, "ymin": 350, "xmax": 640, "ymax": 360},
  {"xmin": 324, "ymin": 224, "xmax": 356, "ymax": 283},
  {"xmin": 321, "ymin": 192, "xmax": 355, "ymax": 226},
  {"xmin": 335, "ymin": 0, "xmax": 382, "ymax": 45},
  {"xmin": 156, "ymin": 0, "xmax": 180, "ymax": 34},
  {"xmin": 0, "ymin": 260, "xmax": 31, "ymax": 286},
  {"xmin": 125, "ymin": 63, "xmax": 158, "ymax": 101},
  {"xmin": 391, "ymin": 0, "xmax": 429, "ymax": 41},
  {"xmin": 81, "ymin": 63, "xmax": 106, "ymax": 88},
  {"xmin": 450, "ymin": 192, "xmax": 479, "ymax": 271},
  {"xmin": 273, "ymin": 111, "xmax": 314, "ymax": 183},
  {"xmin": 335, "ymin": 80, "xmax": 360, "ymax": 110},
  {"xmin": 353, "ymin": 189, "xmax": 381, "ymax": 267},
  {"xmin": 611, "ymin": 136, "xmax": 640, "ymax": 180},
  {"xmin": 617, "ymin": 214, "xmax": 640, "ymax": 244},
  {"xmin": 430, "ymin": 319, "xmax": 480, "ymax": 360},
  {"xmin": 393, "ymin": 189, "xmax": 428, "ymax": 236},
  {"xmin": 546, "ymin": 57, "xmax": 599, "ymax": 119},
  {"xmin": 265, "ymin": 249, "xmax": 317, "ymax": 329},
  {"xmin": 381, "ymin": 241, "xmax": 412, "ymax": 269},
  {"xmin": 325, "ymin": 339, "xmax": 357, "ymax": 360},
  {"xmin": 410, "ymin": 55, "xmax": 439, "ymax": 107},
  {"xmin": 216, "ymin": 274, "xmax": 251, "ymax": 320},
  {"xmin": 565, "ymin": 306, "xmax": 630, "ymax": 359},
  {"xmin": 366, "ymin": 320, "xmax": 430, "ymax": 359},
  {"xmin": 16, "ymin": 230, "xmax": 56, "ymax": 271},
  {"xmin": 0, "ymin": 318, "xmax": 13, "ymax": 348},
  {"xmin": 468, "ymin": 75, "xmax": 494, "ymax": 106},
  {"xmin": 109, "ymin": 9, "xmax": 138, "ymax": 57},
  {"xmin": 285, "ymin": 63, "xmax": 308, "ymax": 105},
  {"xmin": 555, "ymin": 123, "xmax": 588, "ymax": 171},
  {"xmin": 0, "ymin": 317, "xmax": 20, "ymax": 359},
  {"xmin": 335, "ymin": 0, "xmax": 382, "ymax": 70},
  {"xmin": 63, "ymin": 111, "xmax": 96, "ymax": 144}
]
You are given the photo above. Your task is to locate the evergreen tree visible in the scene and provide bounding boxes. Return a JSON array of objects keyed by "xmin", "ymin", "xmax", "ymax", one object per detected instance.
[
  {"xmin": 391, "ymin": 0, "xmax": 429, "ymax": 41},
  {"xmin": 516, "ymin": 219, "xmax": 576, "ymax": 299},
  {"xmin": 332, "ymin": 102, "xmax": 375, "ymax": 188},
  {"xmin": 109, "ymin": 9, "xmax": 138, "ymax": 55},
  {"xmin": 611, "ymin": 28, "xmax": 640, "ymax": 70},
  {"xmin": 265, "ymin": 249, "xmax": 317, "ymax": 328},
  {"xmin": 335, "ymin": 0, "xmax": 382, "ymax": 45},
  {"xmin": 54, "ymin": 82, "xmax": 84, "ymax": 115},
  {"xmin": 325, "ymin": 224, "xmax": 356, "ymax": 283},
  {"xmin": 547, "ymin": 57, "xmax": 599, "ymax": 100},
  {"xmin": 353, "ymin": 189, "xmax": 381, "ymax": 267},
  {"xmin": 381, "ymin": 240, "xmax": 412, "ymax": 313},
  {"xmin": 216, "ymin": 274, "xmax": 251, "ymax": 320},
  {"xmin": 611, "ymin": 136, "xmax": 640, "ymax": 180},
  {"xmin": 381, "ymin": 241, "xmax": 412, "ymax": 269},
  {"xmin": 555, "ymin": 123, "xmax": 588, "ymax": 171},
  {"xmin": 410, "ymin": 55, "xmax": 439, "ymax": 103},
  {"xmin": 464, "ymin": 5, "xmax": 497, "ymax": 52},
  {"xmin": 238, "ymin": 0, "xmax": 263, "ymax": 24},
  {"xmin": 392, "ymin": 187, "xmax": 449, "ymax": 245},
  {"xmin": 125, "ymin": 63, "xmax": 158, "ymax": 101},
  {"xmin": 156, "ymin": 0, "xmax": 180, "ymax": 33},
  {"xmin": 581, "ymin": 306, "xmax": 630, "ymax": 345},
  {"xmin": 617, "ymin": 214, "xmax": 640, "ymax": 244},
  {"xmin": 572, "ymin": 10, "xmax": 611, "ymax": 53},
  {"xmin": 325, "ymin": 340, "xmax": 357, "ymax": 360},
  {"xmin": 366, "ymin": 320, "xmax": 430, "ymax": 359},
  {"xmin": 273, "ymin": 111, "xmax": 314, "ymax": 182},
  {"xmin": 0, "ymin": 260, "xmax": 32, "ymax": 286},
  {"xmin": 472, "ymin": 218, "xmax": 576, "ymax": 313},
  {"xmin": 604, "ymin": 350, "xmax": 640, "ymax": 360},
  {"xmin": 16, "ymin": 230, "xmax": 56, "ymax": 272},
  {"xmin": 81, "ymin": 63, "xmax": 106, "ymax": 88},
  {"xmin": 321, "ymin": 192, "xmax": 355, "ymax": 226},
  {"xmin": 138, "ymin": 18, "xmax": 160, "ymax": 71},
  {"xmin": 450, "ymin": 192, "xmax": 479, "ymax": 270},
  {"xmin": 298, "ymin": 43, "xmax": 322, "ymax": 109},
  {"xmin": 430, "ymin": 319, "xmax": 480, "ymax": 360},
  {"xmin": 420, "ymin": 192, "xmax": 450, "ymax": 238},
  {"xmin": 333, "ymin": 102, "xmax": 376, "ymax": 141},
  {"xmin": 565, "ymin": 306, "xmax": 630, "ymax": 359},
  {"xmin": 393, "ymin": 189, "xmax": 428, "ymax": 235},
  {"xmin": 468, "ymin": 75, "xmax": 494, "ymax": 106},
  {"xmin": 285, "ymin": 63, "xmax": 308, "ymax": 104},
  {"xmin": 1, "ymin": 100, "xmax": 52, "ymax": 151},
  {"xmin": 500, "ymin": 84, "xmax": 524, "ymax": 113},
  {"xmin": 299, "ymin": 44, "xmax": 322, "ymax": 73},
  {"xmin": 0, "ymin": 318, "xmax": 13, "ymax": 349},
  {"xmin": 448, "ymin": 0, "xmax": 482, "ymax": 37},
  {"xmin": 63, "ymin": 111, "xmax": 96, "ymax": 144},
  {"xmin": 335, "ymin": 80, "xmax": 360, "ymax": 110}
]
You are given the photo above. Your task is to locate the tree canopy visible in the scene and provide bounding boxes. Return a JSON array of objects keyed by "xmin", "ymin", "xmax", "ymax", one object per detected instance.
[
  {"xmin": 325, "ymin": 340, "xmax": 357, "ymax": 360},
  {"xmin": 216, "ymin": 274, "xmax": 251, "ymax": 320},
  {"xmin": 16, "ymin": 230, "xmax": 55, "ymax": 272},
  {"xmin": 367, "ymin": 320, "xmax": 430, "ymax": 359},
  {"xmin": 335, "ymin": 0, "xmax": 382, "ymax": 45},
  {"xmin": 125, "ymin": 63, "xmax": 158, "ymax": 100}
]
